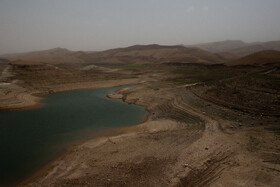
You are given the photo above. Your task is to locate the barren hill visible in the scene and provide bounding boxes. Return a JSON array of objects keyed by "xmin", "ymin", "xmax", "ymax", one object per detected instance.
[
  {"xmin": 73, "ymin": 44, "xmax": 226, "ymax": 64},
  {"xmin": 227, "ymin": 50, "xmax": 280, "ymax": 66}
]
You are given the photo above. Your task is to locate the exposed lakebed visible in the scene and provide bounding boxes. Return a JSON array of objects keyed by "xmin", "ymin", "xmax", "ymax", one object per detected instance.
[{"xmin": 0, "ymin": 86, "xmax": 147, "ymax": 186}]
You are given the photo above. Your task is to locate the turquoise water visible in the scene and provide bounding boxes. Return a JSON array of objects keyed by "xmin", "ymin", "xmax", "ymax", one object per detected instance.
[{"xmin": 0, "ymin": 86, "xmax": 147, "ymax": 186}]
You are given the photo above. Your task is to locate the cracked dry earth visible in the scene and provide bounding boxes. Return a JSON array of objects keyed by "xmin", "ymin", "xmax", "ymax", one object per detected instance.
[{"xmin": 26, "ymin": 82, "xmax": 280, "ymax": 187}]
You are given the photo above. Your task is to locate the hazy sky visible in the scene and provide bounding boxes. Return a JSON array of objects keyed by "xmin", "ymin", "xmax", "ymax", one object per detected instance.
[{"xmin": 0, "ymin": 0, "xmax": 280, "ymax": 54}]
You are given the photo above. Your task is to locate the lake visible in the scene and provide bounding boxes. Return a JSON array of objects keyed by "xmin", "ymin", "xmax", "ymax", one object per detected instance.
[{"xmin": 0, "ymin": 86, "xmax": 147, "ymax": 186}]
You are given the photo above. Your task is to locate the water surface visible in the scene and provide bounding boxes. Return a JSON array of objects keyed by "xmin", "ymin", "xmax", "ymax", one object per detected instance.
[{"xmin": 0, "ymin": 86, "xmax": 147, "ymax": 186}]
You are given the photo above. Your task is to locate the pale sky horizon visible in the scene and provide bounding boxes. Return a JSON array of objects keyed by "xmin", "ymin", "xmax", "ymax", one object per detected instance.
[{"xmin": 0, "ymin": 0, "xmax": 280, "ymax": 54}]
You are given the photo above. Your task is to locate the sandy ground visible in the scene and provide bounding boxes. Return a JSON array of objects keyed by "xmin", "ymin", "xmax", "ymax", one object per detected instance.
[{"xmin": 1, "ymin": 63, "xmax": 279, "ymax": 186}]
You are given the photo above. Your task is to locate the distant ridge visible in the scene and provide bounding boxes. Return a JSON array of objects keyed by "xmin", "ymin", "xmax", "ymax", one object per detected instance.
[
  {"xmin": 3, "ymin": 41, "xmax": 279, "ymax": 65},
  {"xmin": 71, "ymin": 44, "xmax": 227, "ymax": 64},
  {"xmin": 1, "ymin": 44, "xmax": 230, "ymax": 64},
  {"xmin": 0, "ymin": 58, "xmax": 10, "ymax": 63},
  {"xmin": 188, "ymin": 40, "xmax": 280, "ymax": 57},
  {"xmin": 227, "ymin": 50, "xmax": 280, "ymax": 66},
  {"xmin": 188, "ymin": 40, "xmax": 248, "ymax": 53},
  {"xmin": 1, "ymin": 47, "xmax": 82, "ymax": 64},
  {"xmin": 230, "ymin": 41, "xmax": 280, "ymax": 56}
]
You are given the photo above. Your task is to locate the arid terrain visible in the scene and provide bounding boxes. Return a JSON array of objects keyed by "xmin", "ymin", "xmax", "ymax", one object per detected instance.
[{"xmin": 0, "ymin": 45, "xmax": 280, "ymax": 186}]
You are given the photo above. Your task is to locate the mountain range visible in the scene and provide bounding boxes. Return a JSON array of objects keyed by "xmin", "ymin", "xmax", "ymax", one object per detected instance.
[
  {"xmin": 188, "ymin": 40, "xmax": 280, "ymax": 57},
  {"xmin": 1, "ymin": 40, "xmax": 280, "ymax": 66},
  {"xmin": 0, "ymin": 45, "xmax": 231, "ymax": 65}
]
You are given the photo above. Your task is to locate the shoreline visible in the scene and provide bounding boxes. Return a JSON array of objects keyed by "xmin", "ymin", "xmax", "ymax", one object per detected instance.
[
  {"xmin": 0, "ymin": 96, "xmax": 44, "ymax": 111},
  {"xmin": 17, "ymin": 84, "xmax": 150, "ymax": 186},
  {"xmin": 0, "ymin": 78, "xmax": 141, "ymax": 111}
]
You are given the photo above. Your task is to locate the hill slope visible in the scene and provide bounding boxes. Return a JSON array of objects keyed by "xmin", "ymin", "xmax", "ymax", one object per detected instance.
[{"xmin": 227, "ymin": 50, "xmax": 280, "ymax": 66}]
